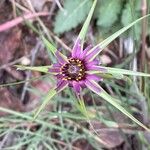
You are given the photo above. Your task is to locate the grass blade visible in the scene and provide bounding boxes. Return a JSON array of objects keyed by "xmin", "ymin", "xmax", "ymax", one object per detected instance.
[{"xmin": 33, "ymin": 89, "xmax": 56, "ymax": 120}]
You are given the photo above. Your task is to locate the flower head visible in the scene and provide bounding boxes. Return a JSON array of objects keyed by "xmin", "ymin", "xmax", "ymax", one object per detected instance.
[{"xmin": 49, "ymin": 39, "xmax": 105, "ymax": 94}]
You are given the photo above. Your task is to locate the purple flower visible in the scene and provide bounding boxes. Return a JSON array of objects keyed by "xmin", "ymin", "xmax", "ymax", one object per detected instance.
[{"xmin": 49, "ymin": 39, "xmax": 106, "ymax": 94}]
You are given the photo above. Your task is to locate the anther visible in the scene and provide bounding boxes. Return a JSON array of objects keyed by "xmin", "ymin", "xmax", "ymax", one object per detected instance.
[{"xmin": 62, "ymin": 78, "xmax": 67, "ymax": 81}]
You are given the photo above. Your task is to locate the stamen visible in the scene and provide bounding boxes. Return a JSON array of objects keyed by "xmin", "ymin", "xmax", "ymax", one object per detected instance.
[{"xmin": 62, "ymin": 78, "xmax": 67, "ymax": 81}]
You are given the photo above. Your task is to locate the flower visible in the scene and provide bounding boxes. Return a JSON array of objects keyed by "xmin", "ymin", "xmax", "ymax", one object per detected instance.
[{"xmin": 49, "ymin": 39, "xmax": 106, "ymax": 94}]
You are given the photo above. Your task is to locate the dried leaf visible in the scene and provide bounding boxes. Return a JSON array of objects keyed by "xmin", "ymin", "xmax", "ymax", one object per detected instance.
[
  {"xmin": 0, "ymin": 29, "xmax": 21, "ymax": 65},
  {"xmin": 0, "ymin": 88, "xmax": 24, "ymax": 116}
]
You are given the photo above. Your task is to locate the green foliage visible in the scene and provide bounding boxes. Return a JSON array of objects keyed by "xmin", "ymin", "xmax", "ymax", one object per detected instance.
[
  {"xmin": 121, "ymin": 1, "xmax": 141, "ymax": 39},
  {"xmin": 96, "ymin": 0, "xmax": 122, "ymax": 28},
  {"xmin": 54, "ymin": 0, "xmax": 149, "ymax": 39},
  {"xmin": 54, "ymin": 0, "xmax": 92, "ymax": 34}
]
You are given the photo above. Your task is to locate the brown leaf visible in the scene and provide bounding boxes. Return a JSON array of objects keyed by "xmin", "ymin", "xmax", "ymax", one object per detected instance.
[
  {"xmin": 0, "ymin": 28, "xmax": 21, "ymax": 65},
  {"xmin": 89, "ymin": 121, "xmax": 124, "ymax": 149},
  {"xmin": 97, "ymin": 129, "xmax": 124, "ymax": 149},
  {"xmin": 0, "ymin": 87, "xmax": 24, "ymax": 116}
]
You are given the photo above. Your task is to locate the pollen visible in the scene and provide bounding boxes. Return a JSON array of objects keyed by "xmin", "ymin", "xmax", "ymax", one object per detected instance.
[
  {"xmin": 67, "ymin": 77, "xmax": 71, "ymax": 80},
  {"xmin": 62, "ymin": 78, "xmax": 67, "ymax": 81}
]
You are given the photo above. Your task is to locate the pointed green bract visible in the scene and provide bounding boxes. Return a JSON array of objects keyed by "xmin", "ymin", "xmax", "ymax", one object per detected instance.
[
  {"xmin": 33, "ymin": 89, "xmax": 57, "ymax": 120},
  {"xmin": 90, "ymin": 14, "xmax": 150, "ymax": 56},
  {"xmin": 91, "ymin": 66, "xmax": 150, "ymax": 77},
  {"xmin": 88, "ymin": 85, "xmax": 150, "ymax": 132},
  {"xmin": 78, "ymin": 0, "xmax": 97, "ymax": 47},
  {"xmin": 42, "ymin": 36, "xmax": 68, "ymax": 61},
  {"xmin": 15, "ymin": 65, "xmax": 51, "ymax": 73},
  {"xmin": 75, "ymin": 98, "xmax": 95, "ymax": 118},
  {"xmin": 99, "ymin": 90, "xmax": 150, "ymax": 132},
  {"xmin": 106, "ymin": 67, "xmax": 150, "ymax": 77},
  {"xmin": 42, "ymin": 36, "xmax": 57, "ymax": 54},
  {"xmin": 76, "ymin": 98, "xmax": 88, "ymax": 117}
]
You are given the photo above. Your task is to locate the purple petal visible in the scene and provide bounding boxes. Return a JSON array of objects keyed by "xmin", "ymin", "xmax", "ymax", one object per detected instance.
[
  {"xmin": 86, "ymin": 65, "xmax": 106, "ymax": 72},
  {"xmin": 80, "ymin": 44, "xmax": 92, "ymax": 59},
  {"xmin": 84, "ymin": 46, "xmax": 102, "ymax": 62},
  {"xmin": 56, "ymin": 74, "xmax": 64, "ymax": 79},
  {"xmin": 85, "ymin": 59, "xmax": 99, "ymax": 67},
  {"xmin": 52, "ymin": 63, "xmax": 61, "ymax": 68},
  {"xmin": 49, "ymin": 63, "xmax": 61, "ymax": 74},
  {"xmin": 56, "ymin": 51, "xmax": 68, "ymax": 64},
  {"xmin": 56, "ymin": 80, "xmax": 68, "ymax": 93},
  {"xmin": 49, "ymin": 68, "xmax": 60, "ymax": 74},
  {"xmin": 72, "ymin": 38, "xmax": 82, "ymax": 58},
  {"xmin": 85, "ymin": 79, "xmax": 102, "ymax": 94},
  {"xmin": 86, "ymin": 74, "xmax": 102, "ymax": 81},
  {"xmin": 73, "ymin": 81, "xmax": 81, "ymax": 93},
  {"xmin": 79, "ymin": 80, "xmax": 85, "ymax": 87}
]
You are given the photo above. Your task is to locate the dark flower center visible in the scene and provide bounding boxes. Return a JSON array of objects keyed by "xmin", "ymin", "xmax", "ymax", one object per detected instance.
[{"xmin": 60, "ymin": 58, "xmax": 85, "ymax": 81}]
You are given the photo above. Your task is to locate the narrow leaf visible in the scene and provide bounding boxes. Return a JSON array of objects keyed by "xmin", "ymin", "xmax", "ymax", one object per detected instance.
[{"xmin": 33, "ymin": 89, "xmax": 57, "ymax": 120}]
